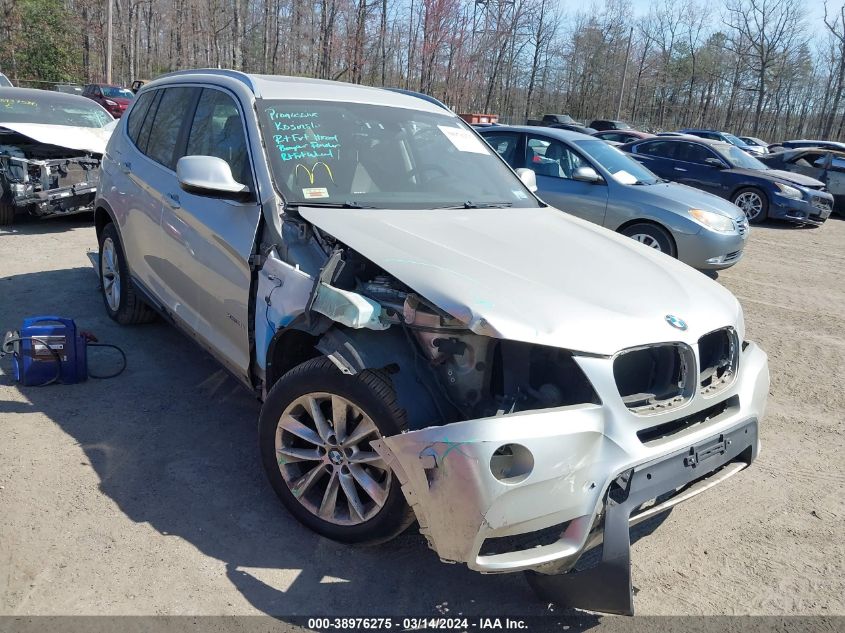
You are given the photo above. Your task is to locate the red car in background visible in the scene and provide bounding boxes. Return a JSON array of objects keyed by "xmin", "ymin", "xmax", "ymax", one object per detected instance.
[{"xmin": 82, "ymin": 83, "xmax": 134, "ymax": 118}]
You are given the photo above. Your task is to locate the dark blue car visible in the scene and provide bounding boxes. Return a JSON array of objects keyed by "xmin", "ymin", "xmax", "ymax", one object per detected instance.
[{"xmin": 621, "ymin": 136, "xmax": 834, "ymax": 226}]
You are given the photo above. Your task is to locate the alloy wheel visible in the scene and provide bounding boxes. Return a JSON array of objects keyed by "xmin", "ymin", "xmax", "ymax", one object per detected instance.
[
  {"xmin": 101, "ymin": 237, "xmax": 121, "ymax": 311},
  {"xmin": 629, "ymin": 233, "xmax": 662, "ymax": 250},
  {"xmin": 734, "ymin": 191, "xmax": 763, "ymax": 220},
  {"xmin": 275, "ymin": 392, "xmax": 392, "ymax": 526}
]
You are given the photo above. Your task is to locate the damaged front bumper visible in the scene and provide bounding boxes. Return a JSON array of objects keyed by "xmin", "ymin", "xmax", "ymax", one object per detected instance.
[
  {"xmin": 372, "ymin": 341, "xmax": 768, "ymax": 611},
  {"xmin": 2, "ymin": 154, "xmax": 100, "ymax": 217}
]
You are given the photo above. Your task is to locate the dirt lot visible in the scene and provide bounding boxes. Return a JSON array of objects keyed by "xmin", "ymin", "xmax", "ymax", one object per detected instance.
[{"xmin": 0, "ymin": 212, "xmax": 843, "ymax": 621}]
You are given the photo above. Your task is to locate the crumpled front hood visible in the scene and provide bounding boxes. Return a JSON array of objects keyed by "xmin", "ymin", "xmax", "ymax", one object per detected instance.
[
  {"xmin": 728, "ymin": 167, "xmax": 824, "ymax": 189},
  {"xmin": 300, "ymin": 206, "xmax": 742, "ymax": 355},
  {"xmin": 0, "ymin": 122, "xmax": 114, "ymax": 154}
]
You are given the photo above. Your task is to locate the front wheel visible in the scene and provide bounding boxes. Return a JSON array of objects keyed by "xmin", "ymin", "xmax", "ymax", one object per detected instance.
[
  {"xmin": 259, "ymin": 357, "xmax": 414, "ymax": 544},
  {"xmin": 732, "ymin": 188, "xmax": 768, "ymax": 224},
  {"xmin": 620, "ymin": 222, "xmax": 677, "ymax": 257}
]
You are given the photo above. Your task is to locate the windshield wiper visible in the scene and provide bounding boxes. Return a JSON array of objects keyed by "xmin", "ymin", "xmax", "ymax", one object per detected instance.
[
  {"xmin": 289, "ymin": 201, "xmax": 376, "ymax": 209},
  {"xmin": 437, "ymin": 201, "xmax": 515, "ymax": 209}
]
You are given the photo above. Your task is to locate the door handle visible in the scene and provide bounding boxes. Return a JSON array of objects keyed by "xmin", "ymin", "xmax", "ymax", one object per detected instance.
[
  {"xmin": 166, "ymin": 192, "xmax": 181, "ymax": 209},
  {"xmin": 674, "ymin": 167, "xmax": 687, "ymax": 172},
  {"xmin": 120, "ymin": 161, "xmax": 132, "ymax": 174}
]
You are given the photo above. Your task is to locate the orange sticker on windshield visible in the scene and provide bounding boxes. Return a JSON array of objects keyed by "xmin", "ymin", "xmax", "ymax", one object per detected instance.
[{"xmin": 302, "ymin": 187, "xmax": 329, "ymax": 199}]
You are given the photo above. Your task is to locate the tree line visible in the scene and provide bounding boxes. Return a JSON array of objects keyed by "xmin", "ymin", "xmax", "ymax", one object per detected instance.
[{"xmin": 2, "ymin": 0, "xmax": 845, "ymax": 141}]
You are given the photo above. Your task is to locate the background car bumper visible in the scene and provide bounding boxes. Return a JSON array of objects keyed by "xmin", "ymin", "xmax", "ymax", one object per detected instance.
[
  {"xmin": 675, "ymin": 228, "xmax": 747, "ymax": 270},
  {"xmin": 373, "ymin": 341, "xmax": 769, "ymax": 575},
  {"xmin": 770, "ymin": 195, "xmax": 833, "ymax": 225}
]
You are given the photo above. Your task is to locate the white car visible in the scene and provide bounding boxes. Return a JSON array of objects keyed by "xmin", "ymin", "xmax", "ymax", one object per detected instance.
[
  {"xmin": 93, "ymin": 70, "xmax": 769, "ymax": 614},
  {"xmin": 0, "ymin": 87, "xmax": 115, "ymax": 225}
]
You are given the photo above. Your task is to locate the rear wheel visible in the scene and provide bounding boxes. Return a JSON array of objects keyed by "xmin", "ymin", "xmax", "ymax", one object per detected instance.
[
  {"xmin": 620, "ymin": 222, "xmax": 676, "ymax": 257},
  {"xmin": 259, "ymin": 357, "xmax": 413, "ymax": 544},
  {"xmin": 732, "ymin": 188, "xmax": 768, "ymax": 224},
  {"xmin": 98, "ymin": 223, "xmax": 156, "ymax": 324}
]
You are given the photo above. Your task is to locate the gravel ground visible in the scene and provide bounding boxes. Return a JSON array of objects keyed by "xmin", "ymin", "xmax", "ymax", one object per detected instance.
[{"xmin": 0, "ymin": 213, "xmax": 843, "ymax": 621}]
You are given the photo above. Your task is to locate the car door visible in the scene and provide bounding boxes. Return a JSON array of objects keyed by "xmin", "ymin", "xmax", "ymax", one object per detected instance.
[
  {"xmin": 628, "ymin": 140, "xmax": 678, "ymax": 179},
  {"xmin": 105, "ymin": 88, "xmax": 171, "ymax": 299},
  {"xmin": 119, "ymin": 86, "xmax": 202, "ymax": 327},
  {"xmin": 671, "ymin": 142, "xmax": 729, "ymax": 196},
  {"xmin": 526, "ymin": 134, "xmax": 609, "ymax": 225},
  {"xmin": 157, "ymin": 86, "xmax": 263, "ymax": 381}
]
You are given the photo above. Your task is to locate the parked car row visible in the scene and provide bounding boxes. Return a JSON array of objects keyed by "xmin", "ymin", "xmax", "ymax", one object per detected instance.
[{"xmin": 79, "ymin": 70, "xmax": 768, "ymax": 616}]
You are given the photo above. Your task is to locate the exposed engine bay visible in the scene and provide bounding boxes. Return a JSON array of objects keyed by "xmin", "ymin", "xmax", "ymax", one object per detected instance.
[
  {"xmin": 269, "ymin": 214, "xmax": 601, "ymax": 429},
  {"xmin": 0, "ymin": 129, "xmax": 101, "ymax": 222}
]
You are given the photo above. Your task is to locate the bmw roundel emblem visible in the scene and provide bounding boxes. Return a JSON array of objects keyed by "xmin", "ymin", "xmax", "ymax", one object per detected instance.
[{"xmin": 665, "ymin": 314, "xmax": 688, "ymax": 330}]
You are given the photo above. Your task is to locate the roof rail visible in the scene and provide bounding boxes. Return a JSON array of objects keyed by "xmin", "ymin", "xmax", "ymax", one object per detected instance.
[
  {"xmin": 154, "ymin": 69, "xmax": 258, "ymax": 94},
  {"xmin": 384, "ymin": 87, "xmax": 451, "ymax": 112}
]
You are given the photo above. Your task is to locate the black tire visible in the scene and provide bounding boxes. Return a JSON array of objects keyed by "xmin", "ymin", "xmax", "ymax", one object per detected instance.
[
  {"xmin": 0, "ymin": 197, "xmax": 14, "ymax": 226},
  {"xmin": 259, "ymin": 356, "xmax": 414, "ymax": 544},
  {"xmin": 732, "ymin": 187, "xmax": 769, "ymax": 224},
  {"xmin": 98, "ymin": 222, "xmax": 156, "ymax": 324},
  {"xmin": 620, "ymin": 222, "xmax": 676, "ymax": 257}
]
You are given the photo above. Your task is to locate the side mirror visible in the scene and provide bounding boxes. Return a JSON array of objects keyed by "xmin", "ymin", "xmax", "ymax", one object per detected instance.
[
  {"xmin": 176, "ymin": 155, "xmax": 249, "ymax": 195},
  {"xmin": 515, "ymin": 167, "xmax": 538, "ymax": 192},
  {"xmin": 705, "ymin": 157, "xmax": 726, "ymax": 169},
  {"xmin": 572, "ymin": 166, "xmax": 603, "ymax": 183}
]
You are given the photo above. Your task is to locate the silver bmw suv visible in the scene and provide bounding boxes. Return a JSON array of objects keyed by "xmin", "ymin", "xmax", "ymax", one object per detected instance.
[{"xmin": 94, "ymin": 70, "xmax": 769, "ymax": 614}]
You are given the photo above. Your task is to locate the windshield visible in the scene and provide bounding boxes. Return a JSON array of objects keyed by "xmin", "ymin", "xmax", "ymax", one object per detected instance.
[
  {"xmin": 574, "ymin": 139, "xmax": 660, "ymax": 185},
  {"xmin": 713, "ymin": 143, "xmax": 768, "ymax": 169},
  {"xmin": 257, "ymin": 99, "xmax": 539, "ymax": 209},
  {"xmin": 0, "ymin": 93, "xmax": 112, "ymax": 127},
  {"xmin": 723, "ymin": 133, "xmax": 748, "ymax": 147},
  {"xmin": 101, "ymin": 86, "xmax": 134, "ymax": 99},
  {"xmin": 0, "ymin": 74, "xmax": 11, "ymax": 88}
]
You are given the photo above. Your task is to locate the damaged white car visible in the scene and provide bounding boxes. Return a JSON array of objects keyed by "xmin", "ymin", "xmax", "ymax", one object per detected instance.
[
  {"xmin": 93, "ymin": 71, "xmax": 769, "ymax": 615},
  {"xmin": 0, "ymin": 87, "xmax": 115, "ymax": 225}
]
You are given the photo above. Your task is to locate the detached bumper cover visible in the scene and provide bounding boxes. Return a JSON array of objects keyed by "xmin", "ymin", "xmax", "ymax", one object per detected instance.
[
  {"xmin": 527, "ymin": 417, "xmax": 757, "ymax": 615},
  {"xmin": 372, "ymin": 341, "xmax": 768, "ymax": 612}
]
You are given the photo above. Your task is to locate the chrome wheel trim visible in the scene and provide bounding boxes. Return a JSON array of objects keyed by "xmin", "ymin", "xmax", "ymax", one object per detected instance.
[
  {"xmin": 630, "ymin": 233, "xmax": 662, "ymax": 250},
  {"xmin": 275, "ymin": 392, "xmax": 391, "ymax": 526},
  {"xmin": 735, "ymin": 192, "xmax": 763, "ymax": 220},
  {"xmin": 101, "ymin": 237, "xmax": 121, "ymax": 311}
]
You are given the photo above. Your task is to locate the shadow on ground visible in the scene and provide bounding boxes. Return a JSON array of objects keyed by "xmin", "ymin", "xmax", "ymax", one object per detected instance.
[{"xmin": 0, "ymin": 223, "xmax": 665, "ymax": 623}]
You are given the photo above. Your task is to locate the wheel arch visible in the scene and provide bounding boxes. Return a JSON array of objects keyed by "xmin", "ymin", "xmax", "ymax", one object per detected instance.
[
  {"xmin": 94, "ymin": 200, "xmax": 118, "ymax": 244},
  {"xmin": 265, "ymin": 323, "xmax": 446, "ymax": 430},
  {"xmin": 616, "ymin": 217, "xmax": 678, "ymax": 255}
]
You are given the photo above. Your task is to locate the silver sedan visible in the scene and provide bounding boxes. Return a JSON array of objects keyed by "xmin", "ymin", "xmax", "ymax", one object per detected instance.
[{"xmin": 479, "ymin": 125, "xmax": 749, "ymax": 270}]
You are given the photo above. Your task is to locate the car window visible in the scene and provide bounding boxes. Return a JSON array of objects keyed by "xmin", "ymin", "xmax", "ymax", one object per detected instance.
[
  {"xmin": 481, "ymin": 132, "xmax": 521, "ymax": 166},
  {"xmin": 601, "ymin": 132, "xmax": 622, "ymax": 142},
  {"xmin": 830, "ymin": 156, "xmax": 845, "ymax": 172},
  {"xmin": 527, "ymin": 135, "xmax": 588, "ymax": 179},
  {"xmin": 675, "ymin": 142, "xmax": 716, "ymax": 164},
  {"xmin": 186, "ymin": 88, "xmax": 252, "ymax": 188},
  {"xmin": 636, "ymin": 141, "xmax": 676, "ymax": 159},
  {"xmin": 574, "ymin": 139, "xmax": 659, "ymax": 184},
  {"xmin": 134, "ymin": 90, "xmax": 162, "ymax": 154},
  {"xmin": 126, "ymin": 90, "xmax": 156, "ymax": 146},
  {"xmin": 144, "ymin": 87, "xmax": 197, "ymax": 170}
]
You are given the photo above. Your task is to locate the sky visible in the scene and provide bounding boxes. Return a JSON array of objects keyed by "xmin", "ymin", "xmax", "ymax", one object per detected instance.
[{"xmin": 626, "ymin": 0, "xmax": 833, "ymax": 27}]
